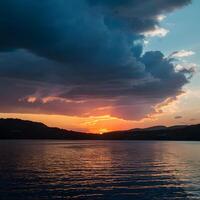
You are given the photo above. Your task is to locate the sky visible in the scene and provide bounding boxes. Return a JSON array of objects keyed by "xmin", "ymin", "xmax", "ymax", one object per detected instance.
[{"xmin": 0, "ymin": 0, "xmax": 199, "ymax": 133}]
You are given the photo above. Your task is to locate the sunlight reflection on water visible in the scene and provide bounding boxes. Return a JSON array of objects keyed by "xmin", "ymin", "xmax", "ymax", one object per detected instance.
[{"xmin": 0, "ymin": 140, "xmax": 200, "ymax": 199}]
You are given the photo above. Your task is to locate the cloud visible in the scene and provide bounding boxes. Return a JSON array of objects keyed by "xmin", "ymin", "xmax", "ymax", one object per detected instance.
[
  {"xmin": 175, "ymin": 116, "xmax": 183, "ymax": 119},
  {"xmin": 171, "ymin": 50, "xmax": 195, "ymax": 58},
  {"xmin": 0, "ymin": 0, "xmax": 193, "ymax": 120},
  {"xmin": 156, "ymin": 15, "xmax": 167, "ymax": 22},
  {"xmin": 144, "ymin": 26, "xmax": 169, "ymax": 37}
]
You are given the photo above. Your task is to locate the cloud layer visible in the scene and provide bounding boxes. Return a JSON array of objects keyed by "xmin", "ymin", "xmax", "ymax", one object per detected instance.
[{"xmin": 0, "ymin": 0, "xmax": 193, "ymax": 120}]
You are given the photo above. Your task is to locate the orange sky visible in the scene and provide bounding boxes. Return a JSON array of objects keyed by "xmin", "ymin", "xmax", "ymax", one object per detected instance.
[{"xmin": 0, "ymin": 88, "xmax": 199, "ymax": 134}]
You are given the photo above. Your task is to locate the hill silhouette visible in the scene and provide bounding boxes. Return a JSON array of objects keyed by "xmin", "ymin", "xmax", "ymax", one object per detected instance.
[
  {"xmin": 0, "ymin": 118, "xmax": 97, "ymax": 139},
  {"xmin": 0, "ymin": 118, "xmax": 200, "ymax": 141}
]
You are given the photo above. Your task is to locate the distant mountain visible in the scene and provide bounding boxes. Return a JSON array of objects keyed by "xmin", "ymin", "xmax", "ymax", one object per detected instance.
[
  {"xmin": 101, "ymin": 124, "xmax": 200, "ymax": 140},
  {"xmin": 0, "ymin": 118, "xmax": 97, "ymax": 139},
  {"xmin": 143, "ymin": 126, "xmax": 167, "ymax": 131},
  {"xmin": 128, "ymin": 126, "xmax": 167, "ymax": 132},
  {"xmin": 0, "ymin": 118, "xmax": 200, "ymax": 141}
]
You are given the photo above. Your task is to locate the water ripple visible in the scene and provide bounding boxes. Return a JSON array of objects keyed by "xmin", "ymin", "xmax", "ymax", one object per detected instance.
[{"xmin": 0, "ymin": 140, "xmax": 200, "ymax": 199}]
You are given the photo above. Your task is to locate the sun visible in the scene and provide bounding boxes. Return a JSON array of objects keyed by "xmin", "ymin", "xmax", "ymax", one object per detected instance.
[{"xmin": 99, "ymin": 128, "xmax": 109, "ymax": 134}]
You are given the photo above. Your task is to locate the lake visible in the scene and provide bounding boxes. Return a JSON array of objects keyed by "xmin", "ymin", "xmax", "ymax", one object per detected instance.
[{"xmin": 0, "ymin": 140, "xmax": 200, "ymax": 199}]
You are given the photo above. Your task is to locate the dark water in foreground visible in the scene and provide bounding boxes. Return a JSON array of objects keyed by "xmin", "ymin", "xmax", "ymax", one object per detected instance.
[{"xmin": 0, "ymin": 141, "xmax": 200, "ymax": 200}]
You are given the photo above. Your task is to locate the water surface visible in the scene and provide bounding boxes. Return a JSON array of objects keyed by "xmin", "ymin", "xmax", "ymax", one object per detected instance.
[{"xmin": 0, "ymin": 140, "xmax": 200, "ymax": 199}]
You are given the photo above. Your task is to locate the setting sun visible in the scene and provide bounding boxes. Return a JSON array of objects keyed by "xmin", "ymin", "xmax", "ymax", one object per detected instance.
[{"xmin": 98, "ymin": 128, "xmax": 109, "ymax": 134}]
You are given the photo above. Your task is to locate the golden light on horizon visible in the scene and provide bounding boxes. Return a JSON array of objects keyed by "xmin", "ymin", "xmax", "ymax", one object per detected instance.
[
  {"xmin": 0, "ymin": 88, "xmax": 199, "ymax": 135},
  {"xmin": 99, "ymin": 129, "xmax": 109, "ymax": 134},
  {"xmin": 0, "ymin": 113, "xmax": 136, "ymax": 133}
]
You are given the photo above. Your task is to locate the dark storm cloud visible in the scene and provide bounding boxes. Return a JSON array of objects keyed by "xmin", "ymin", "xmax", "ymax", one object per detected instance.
[
  {"xmin": 88, "ymin": 0, "xmax": 191, "ymax": 33},
  {"xmin": 175, "ymin": 116, "xmax": 183, "ymax": 119},
  {"xmin": 0, "ymin": 0, "xmax": 193, "ymax": 120}
]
